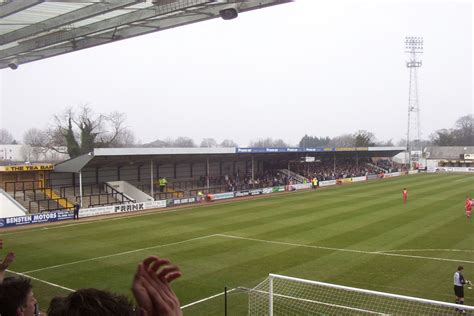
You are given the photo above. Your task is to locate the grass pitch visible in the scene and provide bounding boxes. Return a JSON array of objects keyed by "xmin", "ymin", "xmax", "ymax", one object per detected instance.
[{"xmin": 2, "ymin": 173, "xmax": 474, "ymax": 314}]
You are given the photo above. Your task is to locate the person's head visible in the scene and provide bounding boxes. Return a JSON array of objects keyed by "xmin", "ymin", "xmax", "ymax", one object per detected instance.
[
  {"xmin": 0, "ymin": 277, "xmax": 37, "ymax": 316},
  {"xmin": 458, "ymin": 265, "xmax": 464, "ymax": 272},
  {"xmin": 47, "ymin": 288, "xmax": 135, "ymax": 316},
  {"xmin": 403, "ymin": 188, "xmax": 406, "ymax": 190}
]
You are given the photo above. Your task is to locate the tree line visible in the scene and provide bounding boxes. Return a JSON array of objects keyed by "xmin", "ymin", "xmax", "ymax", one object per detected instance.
[{"xmin": 0, "ymin": 106, "xmax": 472, "ymax": 159}]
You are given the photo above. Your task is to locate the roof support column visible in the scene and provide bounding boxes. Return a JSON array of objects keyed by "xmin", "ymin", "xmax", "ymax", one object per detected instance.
[
  {"xmin": 251, "ymin": 156, "xmax": 255, "ymax": 181},
  {"xmin": 150, "ymin": 160, "xmax": 154, "ymax": 200},
  {"xmin": 79, "ymin": 170, "xmax": 83, "ymax": 207},
  {"xmin": 206, "ymin": 157, "xmax": 210, "ymax": 190},
  {"xmin": 333, "ymin": 155, "xmax": 336, "ymax": 178}
]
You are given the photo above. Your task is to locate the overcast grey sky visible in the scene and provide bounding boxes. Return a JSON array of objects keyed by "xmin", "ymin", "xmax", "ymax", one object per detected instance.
[{"xmin": 0, "ymin": 0, "xmax": 472, "ymax": 147}]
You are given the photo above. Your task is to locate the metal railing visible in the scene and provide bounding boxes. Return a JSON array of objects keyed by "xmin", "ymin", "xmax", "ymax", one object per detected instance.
[
  {"xmin": 59, "ymin": 184, "xmax": 108, "ymax": 198},
  {"xmin": 5, "ymin": 180, "xmax": 43, "ymax": 194},
  {"xmin": 104, "ymin": 183, "xmax": 135, "ymax": 204},
  {"xmin": 76, "ymin": 194, "xmax": 127, "ymax": 208},
  {"xmin": 29, "ymin": 198, "xmax": 71, "ymax": 213}
]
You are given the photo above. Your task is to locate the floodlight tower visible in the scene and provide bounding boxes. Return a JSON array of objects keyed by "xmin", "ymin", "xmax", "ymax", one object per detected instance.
[{"xmin": 405, "ymin": 36, "xmax": 423, "ymax": 167}]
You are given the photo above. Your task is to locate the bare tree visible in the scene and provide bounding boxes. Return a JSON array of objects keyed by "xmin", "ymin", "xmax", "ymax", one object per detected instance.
[
  {"xmin": 113, "ymin": 129, "xmax": 136, "ymax": 147},
  {"xmin": 353, "ymin": 130, "xmax": 376, "ymax": 147},
  {"xmin": 22, "ymin": 128, "xmax": 49, "ymax": 162},
  {"xmin": 375, "ymin": 139, "xmax": 394, "ymax": 146},
  {"xmin": 23, "ymin": 128, "xmax": 48, "ymax": 147},
  {"xmin": 220, "ymin": 139, "xmax": 238, "ymax": 147},
  {"xmin": 454, "ymin": 115, "xmax": 474, "ymax": 145},
  {"xmin": 299, "ymin": 134, "xmax": 331, "ymax": 147},
  {"xmin": 96, "ymin": 111, "xmax": 135, "ymax": 147},
  {"xmin": 0, "ymin": 129, "xmax": 15, "ymax": 144},
  {"xmin": 173, "ymin": 137, "xmax": 196, "ymax": 147},
  {"xmin": 249, "ymin": 138, "xmax": 289, "ymax": 147},
  {"xmin": 48, "ymin": 105, "xmax": 135, "ymax": 157},
  {"xmin": 328, "ymin": 134, "xmax": 355, "ymax": 147},
  {"xmin": 200, "ymin": 138, "xmax": 218, "ymax": 148},
  {"xmin": 430, "ymin": 129, "xmax": 456, "ymax": 146}
]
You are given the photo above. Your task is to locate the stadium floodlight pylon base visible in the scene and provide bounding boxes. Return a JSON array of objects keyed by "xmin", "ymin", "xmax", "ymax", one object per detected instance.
[{"xmin": 248, "ymin": 273, "xmax": 474, "ymax": 315}]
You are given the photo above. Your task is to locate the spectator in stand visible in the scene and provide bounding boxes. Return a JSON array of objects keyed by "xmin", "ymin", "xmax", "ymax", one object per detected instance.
[
  {"xmin": 197, "ymin": 191, "xmax": 204, "ymax": 202},
  {"xmin": 159, "ymin": 177, "xmax": 168, "ymax": 193},
  {"xmin": 73, "ymin": 203, "xmax": 80, "ymax": 220}
]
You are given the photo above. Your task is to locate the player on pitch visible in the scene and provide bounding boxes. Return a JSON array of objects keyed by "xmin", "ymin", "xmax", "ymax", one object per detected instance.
[
  {"xmin": 402, "ymin": 188, "xmax": 408, "ymax": 205},
  {"xmin": 465, "ymin": 196, "xmax": 472, "ymax": 219},
  {"xmin": 454, "ymin": 265, "xmax": 471, "ymax": 313}
]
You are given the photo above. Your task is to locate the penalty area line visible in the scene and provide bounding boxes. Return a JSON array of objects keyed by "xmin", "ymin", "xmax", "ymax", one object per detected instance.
[
  {"xmin": 7, "ymin": 269, "xmax": 74, "ymax": 292},
  {"xmin": 215, "ymin": 234, "xmax": 474, "ymax": 265},
  {"xmin": 21, "ymin": 234, "xmax": 218, "ymax": 274}
]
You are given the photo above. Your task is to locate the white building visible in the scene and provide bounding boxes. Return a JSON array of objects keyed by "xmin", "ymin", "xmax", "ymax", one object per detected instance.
[{"xmin": 0, "ymin": 144, "xmax": 69, "ymax": 163}]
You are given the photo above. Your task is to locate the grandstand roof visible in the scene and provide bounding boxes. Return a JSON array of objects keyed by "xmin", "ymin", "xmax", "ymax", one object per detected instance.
[
  {"xmin": 0, "ymin": 0, "xmax": 292, "ymax": 69},
  {"xmin": 54, "ymin": 146, "xmax": 406, "ymax": 173},
  {"xmin": 424, "ymin": 146, "xmax": 474, "ymax": 159}
]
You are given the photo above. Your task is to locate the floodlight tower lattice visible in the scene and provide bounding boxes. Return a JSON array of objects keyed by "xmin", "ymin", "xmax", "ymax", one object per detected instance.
[{"xmin": 405, "ymin": 36, "xmax": 423, "ymax": 165}]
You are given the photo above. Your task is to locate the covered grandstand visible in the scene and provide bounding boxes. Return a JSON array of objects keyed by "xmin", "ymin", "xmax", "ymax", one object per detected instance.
[
  {"xmin": 0, "ymin": 146, "xmax": 405, "ymax": 218},
  {"xmin": 424, "ymin": 146, "xmax": 474, "ymax": 171}
]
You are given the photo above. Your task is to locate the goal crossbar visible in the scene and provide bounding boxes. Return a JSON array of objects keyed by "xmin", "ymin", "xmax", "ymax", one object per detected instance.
[
  {"xmin": 269, "ymin": 273, "xmax": 474, "ymax": 310},
  {"xmin": 248, "ymin": 273, "xmax": 474, "ymax": 315}
]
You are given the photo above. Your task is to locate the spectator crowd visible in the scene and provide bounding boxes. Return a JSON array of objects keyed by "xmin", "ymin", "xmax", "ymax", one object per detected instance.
[{"xmin": 195, "ymin": 158, "xmax": 403, "ymax": 190}]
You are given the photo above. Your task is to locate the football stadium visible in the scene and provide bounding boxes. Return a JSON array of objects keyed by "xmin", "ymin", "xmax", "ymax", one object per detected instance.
[{"xmin": 0, "ymin": 0, "xmax": 473, "ymax": 315}]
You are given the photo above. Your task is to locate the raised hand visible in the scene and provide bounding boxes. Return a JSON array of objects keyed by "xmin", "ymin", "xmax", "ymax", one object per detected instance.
[
  {"xmin": 132, "ymin": 256, "xmax": 182, "ymax": 316},
  {"xmin": 0, "ymin": 252, "xmax": 15, "ymax": 283}
]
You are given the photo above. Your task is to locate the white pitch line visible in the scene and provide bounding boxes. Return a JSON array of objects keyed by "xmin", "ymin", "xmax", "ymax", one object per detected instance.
[
  {"xmin": 7, "ymin": 269, "xmax": 75, "ymax": 292},
  {"xmin": 22, "ymin": 234, "xmax": 217, "ymax": 274},
  {"xmin": 377, "ymin": 248, "xmax": 474, "ymax": 254},
  {"xmin": 0, "ymin": 204, "xmax": 214, "ymax": 236},
  {"xmin": 248, "ymin": 288, "xmax": 384, "ymax": 315},
  {"xmin": 181, "ymin": 288, "xmax": 236, "ymax": 309},
  {"xmin": 215, "ymin": 234, "xmax": 474, "ymax": 264}
]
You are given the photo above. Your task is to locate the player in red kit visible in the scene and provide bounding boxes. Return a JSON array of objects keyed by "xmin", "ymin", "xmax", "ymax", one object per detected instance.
[
  {"xmin": 402, "ymin": 188, "xmax": 408, "ymax": 205},
  {"xmin": 465, "ymin": 196, "xmax": 472, "ymax": 219}
]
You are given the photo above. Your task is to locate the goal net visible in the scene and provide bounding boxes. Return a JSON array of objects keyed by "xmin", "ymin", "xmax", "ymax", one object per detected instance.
[{"xmin": 248, "ymin": 274, "xmax": 474, "ymax": 315}]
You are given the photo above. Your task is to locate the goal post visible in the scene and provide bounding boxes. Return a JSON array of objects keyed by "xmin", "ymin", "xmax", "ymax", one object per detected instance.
[{"xmin": 248, "ymin": 273, "xmax": 474, "ymax": 315}]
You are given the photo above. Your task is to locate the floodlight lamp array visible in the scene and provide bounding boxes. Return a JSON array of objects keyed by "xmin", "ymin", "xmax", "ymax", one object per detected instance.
[{"xmin": 405, "ymin": 36, "xmax": 423, "ymax": 51}]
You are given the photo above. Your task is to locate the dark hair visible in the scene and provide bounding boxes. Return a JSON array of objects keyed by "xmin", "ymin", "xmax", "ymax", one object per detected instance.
[
  {"xmin": 0, "ymin": 277, "xmax": 33, "ymax": 316},
  {"xmin": 458, "ymin": 265, "xmax": 464, "ymax": 271},
  {"xmin": 47, "ymin": 288, "xmax": 135, "ymax": 316}
]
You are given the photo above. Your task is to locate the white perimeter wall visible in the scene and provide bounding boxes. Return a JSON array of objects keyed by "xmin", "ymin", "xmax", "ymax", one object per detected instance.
[
  {"xmin": 0, "ymin": 189, "xmax": 27, "ymax": 218},
  {"xmin": 106, "ymin": 181, "xmax": 153, "ymax": 202}
]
